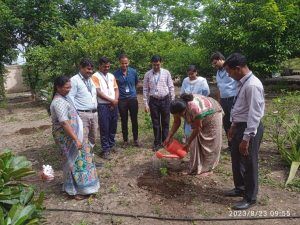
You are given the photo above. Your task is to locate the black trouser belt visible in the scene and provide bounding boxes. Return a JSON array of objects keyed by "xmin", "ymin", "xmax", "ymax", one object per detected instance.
[
  {"xmin": 150, "ymin": 95, "xmax": 169, "ymax": 101},
  {"xmin": 221, "ymin": 96, "xmax": 235, "ymax": 100},
  {"xmin": 78, "ymin": 109, "xmax": 97, "ymax": 113}
]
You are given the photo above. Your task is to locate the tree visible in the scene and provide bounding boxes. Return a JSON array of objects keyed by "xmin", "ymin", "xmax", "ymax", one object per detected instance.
[
  {"xmin": 60, "ymin": 0, "xmax": 119, "ymax": 25},
  {"xmin": 4, "ymin": 0, "xmax": 66, "ymax": 48},
  {"xmin": 24, "ymin": 19, "xmax": 203, "ymax": 97},
  {"xmin": 276, "ymin": 0, "xmax": 300, "ymax": 58},
  {"xmin": 0, "ymin": 1, "xmax": 21, "ymax": 102},
  {"xmin": 111, "ymin": 9, "xmax": 150, "ymax": 30},
  {"xmin": 196, "ymin": 0, "xmax": 289, "ymax": 77}
]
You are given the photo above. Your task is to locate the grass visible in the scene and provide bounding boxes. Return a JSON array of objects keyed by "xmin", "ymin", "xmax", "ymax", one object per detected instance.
[
  {"xmin": 109, "ymin": 184, "xmax": 118, "ymax": 193},
  {"xmin": 152, "ymin": 204, "xmax": 162, "ymax": 216},
  {"xmin": 259, "ymin": 168, "xmax": 281, "ymax": 188},
  {"xmin": 286, "ymin": 178, "xmax": 300, "ymax": 192},
  {"xmin": 74, "ymin": 220, "xmax": 89, "ymax": 225},
  {"xmin": 4, "ymin": 115, "xmax": 21, "ymax": 123}
]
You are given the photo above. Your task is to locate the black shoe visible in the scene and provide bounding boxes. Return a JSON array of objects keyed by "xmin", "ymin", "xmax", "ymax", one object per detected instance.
[
  {"xmin": 232, "ymin": 199, "xmax": 256, "ymax": 210},
  {"xmin": 224, "ymin": 188, "xmax": 245, "ymax": 197},
  {"xmin": 152, "ymin": 144, "xmax": 162, "ymax": 152},
  {"xmin": 111, "ymin": 146, "xmax": 121, "ymax": 153},
  {"xmin": 133, "ymin": 140, "xmax": 140, "ymax": 147},
  {"xmin": 101, "ymin": 152, "xmax": 112, "ymax": 160},
  {"xmin": 122, "ymin": 141, "xmax": 129, "ymax": 148}
]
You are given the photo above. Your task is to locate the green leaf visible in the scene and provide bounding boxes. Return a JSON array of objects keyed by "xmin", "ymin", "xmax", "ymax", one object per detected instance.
[
  {"xmin": 285, "ymin": 161, "xmax": 300, "ymax": 185},
  {"xmin": 19, "ymin": 188, "xmax": 34, "ymax": 205},
  {"xmin": 0, "ymin": 207, "xmax": 4, "ymax": 225}
]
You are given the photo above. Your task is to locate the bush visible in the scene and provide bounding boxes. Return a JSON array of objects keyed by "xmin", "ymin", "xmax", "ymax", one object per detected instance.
[
  {"xmin": 0, "ymin": 149, "xmax": 44, "ymax": 224},
  {"xmin": 264, "ymin": 91, "xmax": 300, "ymax": 185},
  {"xmin": 24, "ymin": 19, "xmax": 204, "ymax": 99}
]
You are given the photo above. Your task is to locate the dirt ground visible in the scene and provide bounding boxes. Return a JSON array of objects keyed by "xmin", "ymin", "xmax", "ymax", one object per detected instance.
[{"xmin": 0, "ymin": 91, "xmax": 299, "ymax": 225}]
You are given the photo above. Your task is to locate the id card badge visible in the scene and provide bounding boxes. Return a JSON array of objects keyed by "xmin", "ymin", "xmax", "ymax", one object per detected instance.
[
  {"xmin": 155, "ymin": 89, "xmax": 158, "ymax": 94},
  {"xmin": 125, "ymin": 86, "xmax": 130, "ymax": 93}
]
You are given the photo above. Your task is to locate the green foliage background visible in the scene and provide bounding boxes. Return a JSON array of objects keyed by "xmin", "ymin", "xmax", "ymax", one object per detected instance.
[{"xmin": 1, "ymin": 0, "xmax": 300, "ymax": 99}]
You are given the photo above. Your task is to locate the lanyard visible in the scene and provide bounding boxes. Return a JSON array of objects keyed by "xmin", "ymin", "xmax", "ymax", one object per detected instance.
[
  {"xmin": 99, "ymin": 72, "xmax": 110, "ymax": 89},
  {"xmin": 121, "ymin": 71, "xmax": 129, "ymax": 86},
  {"xmin": 153, "ymin": 70, "xmax": 161, "ymax": 91},
  {"xmin": 78, "ymin": 73, "xmax": 93, "ymax": 97},
  {"xmin": 232, "ymin": 73, "xmax": 253, "ymax": 107}
]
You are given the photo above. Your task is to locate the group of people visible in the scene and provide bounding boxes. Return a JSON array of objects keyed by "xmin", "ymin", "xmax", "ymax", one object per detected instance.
[{"xmin": 50, "ymin": 52, "xmax": 265, "ymax": 210}]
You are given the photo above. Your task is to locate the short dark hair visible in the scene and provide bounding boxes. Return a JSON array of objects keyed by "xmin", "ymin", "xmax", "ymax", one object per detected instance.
[
  {"xmin": 224, "ymin": 53, "xmax": 247, "ymax": 68},
  {"xmin": 210, "ymin": 51, "xmax": 225, "ymax": 62},
  {"xmin": 98, "ymin": 56, "xmax": 110, "ymax": 65},
  {"xmin": 118, "ymin": 54, "xmax": 128, "ymax": 61},
  {"xmin": 151, "ymin": 55, "xmax": 162, "ymax": 63},
  {"xmin": 187, "ymin": 65, "xmax": 197, "ymax": 73},
  {"xmin": 80, "ymin": 58, "xmax": 93, "ymax": 68}
]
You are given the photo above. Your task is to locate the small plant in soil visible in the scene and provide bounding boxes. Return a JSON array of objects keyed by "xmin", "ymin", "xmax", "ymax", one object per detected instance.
[
  {"xmin": 109, "ymin": 184, "xmax": 118, "ymax": 193},
  {"xmin": 159, "ymin": 167, "xmax": 168, "ymax": 176}
]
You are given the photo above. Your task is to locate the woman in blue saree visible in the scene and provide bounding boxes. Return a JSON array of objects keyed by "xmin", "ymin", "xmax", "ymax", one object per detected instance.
[{"xmin": 50, "ymin": 76, "xmax": 100, "ymax": 200}]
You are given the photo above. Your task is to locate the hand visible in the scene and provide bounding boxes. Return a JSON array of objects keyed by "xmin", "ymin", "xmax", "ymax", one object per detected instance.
[
  {"xmin": 183, "ymin": 143, "xmax": 191, "ymax": 152},
  {"xmin": 227, "ymin": 126, "xmax": 235, "ymax": 142},
  {"xmin": 112, "ymin": 99, "xmax": 118, "ymax": 106},
  {"xmin": 145, "ymin": 106, "xmax": 150, "ymax": 113},
  {"xmin": 75, "ymin": 139, "xmax": 82, "ymax": 149},
  {"xmin": 239, "ymin": 140, "xmax": 249, "ymax": 156},
  {"xmin": 163, "ymin": 135, "xmax": 173, "ymax": 147}
]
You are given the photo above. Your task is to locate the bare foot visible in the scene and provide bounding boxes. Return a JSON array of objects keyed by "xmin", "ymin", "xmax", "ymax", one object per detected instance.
[
  {"xmin": 73, "ymin": 195, "xmax": 88, "ymax": 200},
  {"xmin": 199, "ymin": 171, "xmax": 213, "ymax": 177}
]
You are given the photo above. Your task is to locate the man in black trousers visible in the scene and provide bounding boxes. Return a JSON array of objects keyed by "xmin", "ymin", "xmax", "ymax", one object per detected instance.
[
  {"xmin": 224, "ymin": 53, "xmax": 265, "ymax": 210},
  {"xmin": 114, "ymin": 54, "xmax": 139, "ymax": 147},
  {"xmin": 143, "ymin": 55, "xmax": 175, "ymax": 151}
]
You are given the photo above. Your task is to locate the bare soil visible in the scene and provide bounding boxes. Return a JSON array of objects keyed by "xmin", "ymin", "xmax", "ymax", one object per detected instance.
[{"xmin": 0, "ymin": 91, "xmax": 299, "ymax": 225}]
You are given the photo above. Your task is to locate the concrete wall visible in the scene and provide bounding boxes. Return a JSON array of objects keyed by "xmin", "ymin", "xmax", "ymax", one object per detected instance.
[{"xmin": 4, "ymin": 65, "xmax": 28, "ymax": 93}]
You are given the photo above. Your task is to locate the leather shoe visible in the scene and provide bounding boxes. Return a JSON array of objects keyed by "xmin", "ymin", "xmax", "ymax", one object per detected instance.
[
  {"xmin": 101, "ymin": 152, "xmax": 112, "ymax": 160},
  {"xmin": 232, "ymin": 199, "xmax": 256, "ymax": 210},
  {"xmin": 224, "ymin": 188, "xmax": 245, "ymax": 197},
  {"xmin": 152, "ymin": 144, "xmax": 162, "ymax": 152},
  {"xmin": 133, "ymin": 140, "xmax": 140, "ymax": 147}
]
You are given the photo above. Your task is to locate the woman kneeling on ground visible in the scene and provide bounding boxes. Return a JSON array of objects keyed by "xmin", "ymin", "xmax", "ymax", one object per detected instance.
[
  {"xmin": 164, "ymin": 93, "xmax": 223, "ymax": 176},
  {"xmin": 50, "ymin": 75, "xmax": 100, "ymax": 200}
]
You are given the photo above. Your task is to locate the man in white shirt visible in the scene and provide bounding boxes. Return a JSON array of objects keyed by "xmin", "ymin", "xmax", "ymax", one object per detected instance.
[
  {"xmin": 224, "ymin": 53, "xmax": 264, "ymax": 210},
  {"xmin": 143, "ymin": 55, "xmax": 175, "ymax": 151},
  {"xmin": 68, "ymin": 58, "xmax": 98, "ymax": 146},
  {"xmin": 92, "ymin": 57, "xmax": 119, "ymax": 160}
]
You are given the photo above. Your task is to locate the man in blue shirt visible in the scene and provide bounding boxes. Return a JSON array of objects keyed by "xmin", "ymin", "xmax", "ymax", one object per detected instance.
[
  {"xmin": 211, "ymin": 52, "xmax": 237, "ymax": 150},
  {"xmin": 114, "ymin": 54, "xmax": 139, "ymax": 147},
  {"xmin": 68, "ymin": 58, "xmax": 98, "ymax": 146}
]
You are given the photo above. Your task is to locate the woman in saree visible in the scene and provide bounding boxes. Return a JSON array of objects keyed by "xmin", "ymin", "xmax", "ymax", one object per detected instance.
[
  {"xmin": 180, "ymin": 65, "xmax": 210, "ymax": 141},
  {"xmin": 164, "ymin": 93, "xmax": 223, "ymax": 176},
  {"xmin": 50, "ymin": 76, "xmax": 100, "ymax": 199}
]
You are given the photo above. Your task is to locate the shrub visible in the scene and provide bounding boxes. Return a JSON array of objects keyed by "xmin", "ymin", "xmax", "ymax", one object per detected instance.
[
  {"xmin": 264, "ymin": 91, "xmax": 300, "ymax": 185},
  {"xmin": 0, "ymin": 149, "xmax": 44, "ymax": 224}
]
